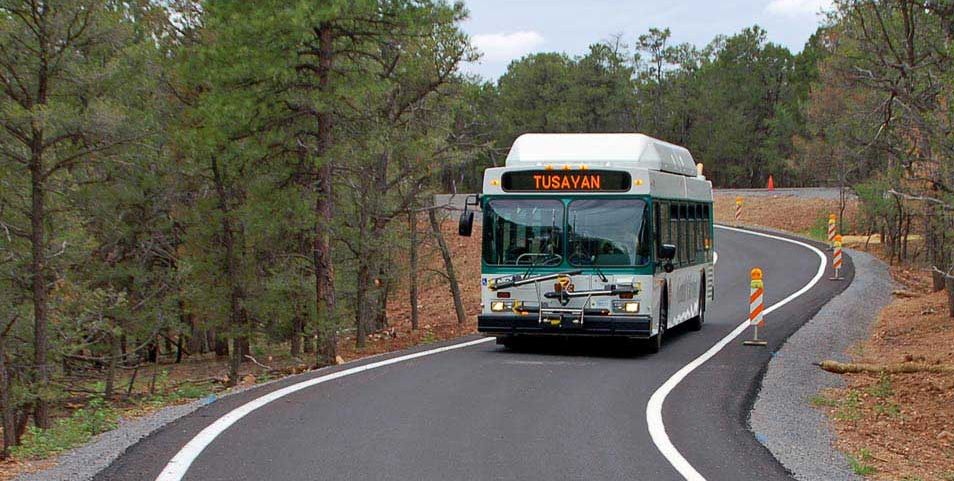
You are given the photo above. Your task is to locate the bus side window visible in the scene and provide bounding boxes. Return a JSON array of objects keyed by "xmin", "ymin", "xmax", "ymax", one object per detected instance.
[
  {"xmin": 702, "ymin": 204, "xmax": 714, "ymax": 262},
  {"xmin": 658, "ymin": 201, "xmax": 670, "ymax": 261},
  {"xmin": 688, "ymin": 203, "xmax": 696, "ymax": 265},
  {"xmin": 669, "ymin": 203, "xmax": 678, "ymax": 262},
  {"xmin": 694, "ymin": 204, "xmax": 703, "ymax": 263},
  {"xmin": 687, "ymin": 203, "xmax": 695, "ymax": 265},
  {"xmin": 678, "ymin": 203, "xmax": 688, "ymax": 266}
]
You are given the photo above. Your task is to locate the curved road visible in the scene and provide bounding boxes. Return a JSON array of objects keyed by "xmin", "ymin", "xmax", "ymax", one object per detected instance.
[{"xmin": 97, "ymin": 227, "xmax": 852, "ymax": 481}]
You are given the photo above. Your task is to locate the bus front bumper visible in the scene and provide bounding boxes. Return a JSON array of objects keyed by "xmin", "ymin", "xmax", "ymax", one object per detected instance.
[{"xmin": 477, "ymin": 313, "xmax": 653, "ymax": 338}]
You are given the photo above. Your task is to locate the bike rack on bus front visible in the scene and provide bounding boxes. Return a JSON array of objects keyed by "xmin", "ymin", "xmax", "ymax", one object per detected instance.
[{"xmin": 490, "ymin": 271, "xmax": 640, "ymax": 327}]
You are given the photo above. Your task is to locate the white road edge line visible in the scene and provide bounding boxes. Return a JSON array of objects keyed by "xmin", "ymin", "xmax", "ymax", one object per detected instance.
[
  {"xmin": 156, "ymin": 336, "xmax": 495, "ymax": 481},
  {"xmin": 646, "ymin": 225, "xmax": 828, "ymax": 481}
]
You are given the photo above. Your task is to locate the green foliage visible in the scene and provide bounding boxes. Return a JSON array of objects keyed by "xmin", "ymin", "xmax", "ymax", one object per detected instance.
[
  {"xmin": 867, "ymin": 372, "xmax": 894, "ymax": 399},
  {"xmin": 809, "ymin": 394, "xmax": 839, "ymax": 408},
  {"xmin": 467, "ymin": 24, "xmax": 817, "ymax": 189},
  {"xmin": 11, "ymin": 398, "xmax": 119, "ymax": 460},
  {"xmin": 834, "ymin": 390, "xmax": 862, "ymax": 421},
  {"xmin": 847, "ymin": 448, "xmax": 877, "ymax": 476},
  {"xmin": 421, "ymin": 330, "xmax": 438, "ymax": 344},
  {"xmin": 806, "ymin": 215, "xmax": 831, "ymax": 242}
]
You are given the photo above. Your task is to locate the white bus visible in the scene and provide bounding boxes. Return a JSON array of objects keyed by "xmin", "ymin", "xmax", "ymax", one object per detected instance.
[{"xmin": 458, "ymin": 133, "xmax": 714, "ymax": 352}]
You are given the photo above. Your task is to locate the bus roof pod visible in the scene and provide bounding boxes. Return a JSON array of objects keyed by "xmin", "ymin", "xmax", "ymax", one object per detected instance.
[{"xmin": 505, "ymin": 133, "xmax": 699, "ymax": 177}]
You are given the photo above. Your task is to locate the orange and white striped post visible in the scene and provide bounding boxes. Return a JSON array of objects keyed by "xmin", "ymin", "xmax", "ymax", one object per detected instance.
[
  {"xmin": 827, "ymin": 214, "xmax": 836, "ymax": 251},
  {"xmin": 743, "ymin": 267, "xmax": 768, "ymax": 346},
  {"xmin": 735, "ymin": 197, "xmax": 743, "ymax": 226},
  {"xmin": 831, "ymin": 235, "xmax": 844, "ymax": 280}
]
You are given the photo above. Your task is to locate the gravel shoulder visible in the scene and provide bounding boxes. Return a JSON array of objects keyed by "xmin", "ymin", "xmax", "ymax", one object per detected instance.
[
  {"xmin": 13, "ymin": 385, "xmax": 252, "ymax": 481},
  {"xmin": 749, "ymin": 248, "xmax": 893, "ymax": 481}
]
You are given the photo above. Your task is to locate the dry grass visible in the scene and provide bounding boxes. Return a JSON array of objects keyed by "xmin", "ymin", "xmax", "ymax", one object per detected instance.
[{"xmin": 713, "ymin": 194, "xmax": 860, "ymax": 238}]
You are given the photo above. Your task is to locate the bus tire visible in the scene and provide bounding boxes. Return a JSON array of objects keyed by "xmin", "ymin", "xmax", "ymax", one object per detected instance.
[
  {"xmin": 497, "ymin": 336, "xmax": 520, "ymax": 350},
  {"xmin": 687, "ymin": 278, "xmax": 706, "ymax": 332},
  {"xmin": 646, "ymin": 291, "xmax": 667, "ymax": 354}
]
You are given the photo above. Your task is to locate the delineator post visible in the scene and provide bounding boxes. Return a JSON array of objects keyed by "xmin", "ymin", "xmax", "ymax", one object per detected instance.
[
  {"xmin": 743, "ymin": 267, "xmax": 768, "ymax": 346},
  {"xmin": 735, "ymin": 197, "xmax": 743, "ymax": 226},
  {"xmin": 827, "ymin": 213, "xmax": 836, "ymax": 251},
  {"xmin": 831, "ymin": 235, "xmax": 843, "ymax": 280}
]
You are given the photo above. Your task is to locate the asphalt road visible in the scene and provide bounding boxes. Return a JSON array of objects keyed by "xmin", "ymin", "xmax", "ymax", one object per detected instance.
[{"xmin": 96, "ymin": 227, "xmax": 851, "ymax": 481}]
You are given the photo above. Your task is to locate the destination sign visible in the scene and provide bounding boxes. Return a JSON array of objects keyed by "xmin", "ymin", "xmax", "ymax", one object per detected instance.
[{"xmin": 501, "ymin": 170, "xmax": 631, "ymax": 192}]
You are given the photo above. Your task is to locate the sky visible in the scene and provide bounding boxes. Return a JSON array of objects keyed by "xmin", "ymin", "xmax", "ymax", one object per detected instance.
[{"xmin": 460, "ymin": 0, "xmax": 833, "ymax": 80}]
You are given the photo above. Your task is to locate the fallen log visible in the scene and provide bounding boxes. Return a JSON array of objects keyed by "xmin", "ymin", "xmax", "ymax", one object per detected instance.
[{"xmin": 817, "ymin": 360, "xmax": 954, "ymax": 374}]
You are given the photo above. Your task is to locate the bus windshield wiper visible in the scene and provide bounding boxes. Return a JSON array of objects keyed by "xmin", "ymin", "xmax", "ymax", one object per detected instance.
[
  {"xmin": 489, "ymin": 269, "xmax": 583, "ymax": 290},
  {"xmin": 590, "ymin": 255, "xmax": 608, "ymax": 283},
  {"xmin": 523, "ymin": 255, "xmax": 540, "ymax": 280}
]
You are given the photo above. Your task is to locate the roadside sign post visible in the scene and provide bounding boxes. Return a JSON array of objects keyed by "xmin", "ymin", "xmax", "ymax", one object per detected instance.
[
  {"xmin": 827, "ymin": 214, "xmax": 836, "ymax": 251},
  {"xmin": 830, "ymin": 235, "xmax": 844, "ymax": 280},
  {"xmin": 743, "ymin": 267, "xmax": 768, "ymax": 346},
  {"xmin": 735, "ymin": 197, "xmax": 743, "ymax": 226}
]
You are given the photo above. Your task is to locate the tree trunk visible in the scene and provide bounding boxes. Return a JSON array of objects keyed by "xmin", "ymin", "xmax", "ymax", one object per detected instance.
[
  {"xmin": 211, "ymin": 155, "xmax": 245, "ymax": 387},
  {"xmin": 355, "ymin": 262, "xmax": 370, "ymax": 348},
  {"xmin": 302, "ymin": 318, "xmax": 314, "ymax": 354},
  {"xmin": 104, "ymin": 328, "xmax": 121, "ymax": 399},
  {"xmin": 290, "ymin": 316, "xmax": 302, "ymax": 358},
  {"xmin": 374, "ymin": 275, "xmax": 389, "ymax": 331},
  {"xmin": 30, "ymin": 129, "xmax": 50, "ymax": 429},
  {"xmin": 946, "ymin": 274, "xmax": 954, "ymax": 319},
  {"xmin": 211, "ymin": 329, "xmax": 229, "ymax": 357},
  {"xmin": 819, "ymin": 359, "xmax": 954, "ymax": 374},
  {"xmin": 932, "ymin": 267, "xmax": 946, "ymax": 292},
  {"xmin": 313, "ymin": 22, "xmax": 338, "ymax": 367},
  {"xmin": 1, "ymin": 347, "xmax": 16, "ymax": 457},
  {"xmin": 408, "ymin": 212, "xmax": 420, "ymax": 330},
  {"xmin": 429, "ymin": 209, "xmax": 466, "ymax": 324}
]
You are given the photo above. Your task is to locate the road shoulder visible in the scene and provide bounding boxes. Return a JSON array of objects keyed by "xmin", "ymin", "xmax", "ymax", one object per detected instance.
[{"xmin": 749, "ymin": 249, "xmax": 893, "ymax": 481}]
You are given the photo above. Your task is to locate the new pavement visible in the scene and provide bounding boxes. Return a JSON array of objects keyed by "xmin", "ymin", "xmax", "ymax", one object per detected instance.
[{"xmin": 96, "ymin": 227, "xmax": 851, "ymax": 481}]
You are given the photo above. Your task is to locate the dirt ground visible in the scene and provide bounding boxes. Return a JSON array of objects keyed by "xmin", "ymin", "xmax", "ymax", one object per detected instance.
[
  {"xmin": 713, "ymin": 193, "xmax": 860, "ymax": 236},
  {"xmin": 819, "ymin": 265, "xmax": 954, "ymax": 481}
]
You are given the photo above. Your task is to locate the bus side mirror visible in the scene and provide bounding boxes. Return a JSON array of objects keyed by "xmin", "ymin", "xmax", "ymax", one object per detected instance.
[
  {"xmin": 660, "ymin": 244, "xmax": 676, "ymax": 273},
  {"xmin": 459, "ymin": 211, "xmax": 474, "ymax": 237},
  {"xmin": 458, "ymin": 194, "xmax": 480, "ymax": 237}
]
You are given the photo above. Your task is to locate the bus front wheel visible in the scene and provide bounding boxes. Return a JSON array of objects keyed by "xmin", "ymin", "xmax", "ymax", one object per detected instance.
[{"xmin": 645, "ymin": 294, "xmax": 667, "ymax": 354}]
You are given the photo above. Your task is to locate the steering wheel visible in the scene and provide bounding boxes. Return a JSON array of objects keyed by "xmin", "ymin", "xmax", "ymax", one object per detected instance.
[
  {"xmin": 567, "ymin": 251, "xmax": 590, "ymax": 265},
  {"xmin": 516, "ymin": 252, "xmax": 564, "ymax": 266}
]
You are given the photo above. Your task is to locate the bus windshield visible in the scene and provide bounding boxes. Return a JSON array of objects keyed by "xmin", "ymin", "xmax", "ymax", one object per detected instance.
[
  {"xmin": 567, "ymin": 199, "xmax": 651, "ymax": 266},
  {"xmin": 482, "ymin": 199, "xmax": 564, "ymax": 266}
]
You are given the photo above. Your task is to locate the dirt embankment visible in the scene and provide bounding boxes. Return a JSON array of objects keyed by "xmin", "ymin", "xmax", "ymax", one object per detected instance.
[
  {"xmin": 713, "ymin": 193, "xmax": 860, "ymax": 236},
  {"xmin": 819, "ymin": 274, "xmax": 954, "ymax": 481}
]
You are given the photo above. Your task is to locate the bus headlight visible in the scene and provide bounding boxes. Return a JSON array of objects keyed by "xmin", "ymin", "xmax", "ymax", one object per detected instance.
[
  {"xmin": 613, "ymin": 301, "xmax": 640, "ymax": 313},
  {"xmin": 490, "ymin": 301, "xmax": 514, "ymax": 312}
]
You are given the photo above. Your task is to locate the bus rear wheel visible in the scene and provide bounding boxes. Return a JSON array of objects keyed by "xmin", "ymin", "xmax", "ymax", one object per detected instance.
[{"xmin": 687, "ymin": 279, "xmax": 706, "ymax": 332}]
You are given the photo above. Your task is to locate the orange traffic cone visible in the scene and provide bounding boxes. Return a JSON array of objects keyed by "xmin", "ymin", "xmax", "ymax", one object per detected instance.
[{"xmin": 767, "ymin": 175, "xmax": 775, "ymax": 191}]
